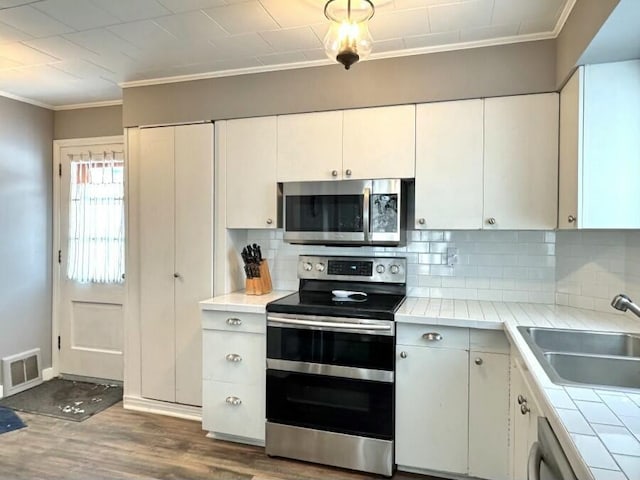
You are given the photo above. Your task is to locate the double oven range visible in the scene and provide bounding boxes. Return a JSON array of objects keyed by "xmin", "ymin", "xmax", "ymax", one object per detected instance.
[{"xmin": 265, "ymin": 255, "xmax": 407, "ymax": 477}]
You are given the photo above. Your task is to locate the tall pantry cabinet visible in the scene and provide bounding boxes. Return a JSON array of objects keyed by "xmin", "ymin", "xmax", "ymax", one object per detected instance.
[{"xmin": 132, "ymin": 123, "xmax": 214, "ymax": 407}]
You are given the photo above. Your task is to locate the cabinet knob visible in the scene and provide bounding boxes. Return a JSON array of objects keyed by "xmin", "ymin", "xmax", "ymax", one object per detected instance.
[
  {"xmin": 568, "ymin": 215, "xmax": 576, "ymax": 223},
  {"xmin": 331, "ymin": 170, "xmax": 338, "ymax": 177},
  {"xmin": 418, "ymin": 218, "xmax": 426, "ymax": 225},
  {"xmin": 517, "ymin": 394, "xmax": 527, "ymax": 405},
  {"xmin": 400, "ymin": 351, "xmax": 408, "ymax": 359},
  {"xmin": 474, "ymin": 357, "xmax": 483, "ymax": 366},
  {"xmin": 266, "ymin": 218, "xmax": 273, "ymax": 225},
  {"xmin": 345, "ymin": 169, "xmax": 352, "ymax": 176},
  {"xmin": 173, "ymin": 272, "xmax": 181, "ymax": 279},
  {"xmin": 487, "ymin": 217, "xmax": 496, "ymax": 225},
  {"xmin": 225, "ymin": 396, "xmax": 242, "ymax": 406},
  {"xmin": 225, "ymin": 353, "xmax": 242, "ymax": 363},
  {"xmin": 226, "ymin": 317, "xmax": 242, "ymax": 326},
  {"xmin": 520, "ymin": 404, "xmax": 531, "ymax": 415},
  {"xmin": 422, "ymin": 332, "xmax": 443, "ymax": 342}
]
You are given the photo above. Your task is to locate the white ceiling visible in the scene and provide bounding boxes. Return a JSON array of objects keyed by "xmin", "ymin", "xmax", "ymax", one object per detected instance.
[{"xmin": 0, "ymin": 0, "xmax": 574, "ymax": 109}]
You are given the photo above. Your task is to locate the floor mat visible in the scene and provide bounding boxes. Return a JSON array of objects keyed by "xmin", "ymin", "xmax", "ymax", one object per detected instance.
[
  {"xmin": 0, "ymin": 378, "xmax": 122, "ymax": 422},
  {"xmin": 0, "ymin": 406, "xmax": 26, "ymax": 434}
]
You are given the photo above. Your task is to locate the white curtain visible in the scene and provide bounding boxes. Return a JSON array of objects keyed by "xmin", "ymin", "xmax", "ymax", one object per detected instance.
[{"xmin": 67, "ymin": 151, "xmax": 125, "ymax": 284}]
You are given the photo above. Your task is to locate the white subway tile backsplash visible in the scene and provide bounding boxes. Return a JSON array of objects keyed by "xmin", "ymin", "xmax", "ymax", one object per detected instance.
[{"xmin": 244, "ymin": 228, "xmax": 635, "ymax": 311}]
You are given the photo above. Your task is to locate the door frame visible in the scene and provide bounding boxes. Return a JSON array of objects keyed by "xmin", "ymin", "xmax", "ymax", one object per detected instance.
[{"xmin": 51, "ymin": 135, "xmax": 125, "ymax": 379}]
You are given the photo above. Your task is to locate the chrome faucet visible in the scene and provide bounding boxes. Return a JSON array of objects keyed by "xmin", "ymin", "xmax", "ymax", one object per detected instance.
[{"xmin": 611, "ymin": 294, "xmax": 640, "ymax": 319}]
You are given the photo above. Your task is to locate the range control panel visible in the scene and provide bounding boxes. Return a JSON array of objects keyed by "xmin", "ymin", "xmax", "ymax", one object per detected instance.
[{"xmin": 298, "ymin": 255, "xmax": 406, "ymax": 284}]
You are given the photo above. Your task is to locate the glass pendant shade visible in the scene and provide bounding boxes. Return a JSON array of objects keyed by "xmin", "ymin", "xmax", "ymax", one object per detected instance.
[{"xmin": 323, "ymin": 0, "xmax": 375, "ymax": 70}]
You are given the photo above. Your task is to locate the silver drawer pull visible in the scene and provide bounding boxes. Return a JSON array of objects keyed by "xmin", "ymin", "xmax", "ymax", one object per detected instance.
[
  {"xmin": 225, "ymin": 396, "xmax": 242, "ymax": 406},
  {"xmin": 422, "ymin": 332, "xmax": 443, "ymax": 342},
  {"xmin": 225, "ymin": 353, "xmax": 242, "ymax": 363},
  {"xmin": 226, "ymin": 317, "xmax": 242, "ymax": 326}
]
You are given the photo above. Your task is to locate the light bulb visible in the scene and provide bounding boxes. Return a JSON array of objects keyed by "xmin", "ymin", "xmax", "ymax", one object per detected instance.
[{"xmin": 324, "ymin": 19, "xmax": 373, "ymax": 69}]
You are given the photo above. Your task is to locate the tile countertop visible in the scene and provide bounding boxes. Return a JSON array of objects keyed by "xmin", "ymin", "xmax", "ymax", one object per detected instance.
[
  {"xmin": 397, "ymin": 297, "xmax": 640, "ymax": 480},
  {"xmin": 199, "ymin": 290, "xmax": 294, "ymax": 314}
]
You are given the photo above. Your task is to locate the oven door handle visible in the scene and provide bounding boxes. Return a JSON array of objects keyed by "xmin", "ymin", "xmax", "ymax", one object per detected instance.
[
  {"xmin": 267, "ymin": 316, "xmax": 392, "ymax": 332},
  {"xmin": 363, "ymin": 186, "xmax": 371, "ymax": 243}
]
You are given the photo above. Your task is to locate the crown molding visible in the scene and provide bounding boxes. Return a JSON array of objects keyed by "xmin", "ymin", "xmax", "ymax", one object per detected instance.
[
  {"xmin": 120, "ymin": 31, "xmax": 558, "ymax": 89},
  {"xmin": 0, "ymin": 90, "xmax": 54, "ymax": 109},
  {"xmin": 554, "ymin": 0, "xmax": 577, "ymax": 36},
  {"xmin": 53, "ymin": 99, "xmax": 123, "ymax": 111}
]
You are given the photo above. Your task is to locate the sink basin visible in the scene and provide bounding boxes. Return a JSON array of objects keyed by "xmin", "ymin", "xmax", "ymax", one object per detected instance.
[
  {"xmin": 522, "ymin": 327, "xmax": 640, "ymax": 358},
  {"xmin": 517, "ymin": 326, "xmax": 640, "ymax": 392},
  {"xmin": 544, "ymin": 352, "xmax": 640, "ymax": 390}
]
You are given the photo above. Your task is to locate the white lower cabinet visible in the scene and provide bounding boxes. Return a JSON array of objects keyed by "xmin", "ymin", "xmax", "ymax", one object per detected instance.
[
  {"xmin": 202, "ymin": 310, "xmax": 265, "ymax": 444},
  {"xmin": 396, "ymin": 324, "xmax": 511, "ymax": 479}
]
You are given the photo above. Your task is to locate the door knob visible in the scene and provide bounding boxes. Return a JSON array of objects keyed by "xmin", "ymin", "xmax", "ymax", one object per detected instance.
[
  {"xmin": 518, "ymin": 394, "xmax": 527, "ymax": 405},
  {"xmin": 487, "ymin": 217, "xmax": 496, "ymax": 225},
  {"xmin": 474, "ymin": 357, "xmax": 483, "ymax": 365},
  {"xmin": 568, "ymin": 215, "xmax": 576, "ymax": 223},
  {"xmin": 173, "ymin": 272, "xmax": 181, "ymax": 279},
  {"xmin": 418, "ymin": 218, "xmax": 426, "ymax": 225},
  {"xmin": 331, "ymin": 170, "xmax": 338, "ymax": 177},
  {"xmin": 266, "ymin": 218, "xmax": 273, "ymax": 225},
  {"xmin": 520, "ymin": 404, "xmax": 531, "ymax": 415},
  {"xmin": 400, "ymin": 351, "xmax": 408, "ymax": 359},
  {"xmin": 345, "ymin": 169, "xmax": 352, "ymax": 176}
]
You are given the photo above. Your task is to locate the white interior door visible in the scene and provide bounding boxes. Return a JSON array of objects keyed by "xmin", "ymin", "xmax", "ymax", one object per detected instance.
[{"xmin": 57, "ymin": 141, "xmax": 125, "ymax": 381}]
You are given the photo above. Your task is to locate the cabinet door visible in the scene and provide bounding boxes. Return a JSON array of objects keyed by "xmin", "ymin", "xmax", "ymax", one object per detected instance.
[
  {"xmin": 174, "ymin": 123, "xmax": 213, "ymax": 406},
  {"xmin": 558, "ymin": 68, "xmax": 582, "ymax": 229},
  {"xmin": 484, "ymin": 94, "xmax": 559, "ymax": 230},
  {"xmin": 396, "ymin": 345, "xmax": 469, "ymax": 474},
  {"xmin": 582, "ymin": 60, "xmax": 640, "ymax": 228},
  {"xmin": 510, "ymin": 359, "xmax": 540, "ymax": 480},
  {"xmin": 277, "ymin": 111, "xmax": 343, "ymax": 182},
  {"xmin": 139, "ymin": 126, "xmax": 176, "ymax": 403},
  {"xmin": 226, "ymin": 117, "xmax": 278, "ymax": 229},
  {"xmin": 469, "ymin": 352, "xmax": 510, "ymax": 480},
  {"xmin": 415, "ymin": 100, "xmax": 483, "ymax": 230},
  {"xmin": 343, "ymin": 105, "xmax": 416, "ymax": 180}
]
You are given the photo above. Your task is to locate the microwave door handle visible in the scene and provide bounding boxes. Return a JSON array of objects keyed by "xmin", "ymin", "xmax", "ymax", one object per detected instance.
[{"xmin": 363, "ymin": 187, "xmax": 371, "ymax": 242}]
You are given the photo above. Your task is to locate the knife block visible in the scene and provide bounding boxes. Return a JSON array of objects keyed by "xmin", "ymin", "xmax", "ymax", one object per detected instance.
[{"xmin": 245, "ymin": 260, "xmax": 272, "ymax": 295}]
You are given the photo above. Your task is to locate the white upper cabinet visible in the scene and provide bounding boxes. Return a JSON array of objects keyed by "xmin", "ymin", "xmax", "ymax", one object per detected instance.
[
  {"xmin": 277, "ymin": 111, "xmax": 343, "ymax": 182},
  {"xmin": 559, "ymin": 61, "xmax": 640, "ymax": 229},
  {"xmin": 484, "ymin": 93, "xmax": 559, "ymax": 230},
  {"xmin": 276, "ymin": 106, "xmax": 415, "ymax": 182},
  {"xmin": 343, "ymin": 105, "xmax": 416, "ymax": 180},
  {"xmin": 415, "ymin": 100, "xmax": 484, "ymax": 230},
  {"xmin": 225, "ymin": 117, "xmax": 278, "ymax": 229}
]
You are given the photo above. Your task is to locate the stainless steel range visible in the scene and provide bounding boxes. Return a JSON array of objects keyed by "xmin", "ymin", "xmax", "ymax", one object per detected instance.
[{"xmin": 265, "ymin": 255, "xmax": 407, "ymax": 477}]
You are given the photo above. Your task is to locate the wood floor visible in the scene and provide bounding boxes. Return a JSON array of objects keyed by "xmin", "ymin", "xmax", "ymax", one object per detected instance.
[{"xmin": 0, "ymin": 403, "xmax": 438, "ymax": 480}]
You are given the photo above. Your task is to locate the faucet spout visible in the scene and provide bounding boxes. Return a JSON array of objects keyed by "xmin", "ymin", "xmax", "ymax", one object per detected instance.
[{"xmin": 611, "ymin": 294, "xmax": 640, "ymax": 319}]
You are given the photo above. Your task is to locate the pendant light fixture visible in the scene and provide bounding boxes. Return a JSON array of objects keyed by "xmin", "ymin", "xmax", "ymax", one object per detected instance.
[{"xmin": 323, "ymin": 0, "xmax": 375, "ymax": 70}]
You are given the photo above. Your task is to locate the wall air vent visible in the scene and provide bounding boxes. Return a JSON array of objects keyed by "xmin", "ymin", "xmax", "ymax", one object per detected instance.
[{"xmin": 1, "ymin": 348, "xmax": 42, "ymax": 398}]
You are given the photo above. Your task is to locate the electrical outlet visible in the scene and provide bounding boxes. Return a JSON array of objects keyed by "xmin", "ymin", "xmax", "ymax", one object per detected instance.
[{"xmin": 446, "ymin": 247, "xmax": 458, "ymax": 267}]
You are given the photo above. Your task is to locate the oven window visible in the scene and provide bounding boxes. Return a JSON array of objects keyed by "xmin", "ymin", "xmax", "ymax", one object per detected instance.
[
  {"xmin": 267, "ymin": 370, "xmax": 393, "ymax": 440},
  {"xmin": 267, "ymin": 327, "xmax": 394, "ymax": 371},
  {"xmin": 285, "ymin": 195, "xmax": 363, "ymax": 232}
]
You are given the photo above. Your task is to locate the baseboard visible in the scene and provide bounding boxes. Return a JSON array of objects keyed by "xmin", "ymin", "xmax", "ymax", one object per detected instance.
[
  {"xmin": 42, "ymin": 367, "xmax": 55, "ymax": 381},
  {"xmin": 123, "ymin": 395, "xmax": 202, "ymax": 422}
]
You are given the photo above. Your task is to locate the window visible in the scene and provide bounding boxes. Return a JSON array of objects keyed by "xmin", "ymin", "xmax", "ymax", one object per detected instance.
[{"xmin": 67, "ymin": 152, "xmax": 125, "ymax": 284}]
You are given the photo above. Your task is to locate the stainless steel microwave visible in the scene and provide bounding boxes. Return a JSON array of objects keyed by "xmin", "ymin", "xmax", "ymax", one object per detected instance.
[{"xmin": 282, "ymin": 179, "xmax": 406, "ymax": 246}]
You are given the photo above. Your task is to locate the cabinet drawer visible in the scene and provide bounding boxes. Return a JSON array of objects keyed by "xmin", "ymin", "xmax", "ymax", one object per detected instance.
[
  {"xmin": 202, "ymin": 381, "xmax": 265, "ymax": 441},
  {"xmin": 470, "ymin": 329, "xmax": 510, "ymax": 354},
  {"xmin": 397, "ymin": 324, "xmax": 469, "ymax": 349},
  {"xmin": 202, "ymin": 310, "xmax": 265, "ymax": 334},
  {"xmin": 203, "ymin": 331, "xmax": 264, "ymax": 384}
]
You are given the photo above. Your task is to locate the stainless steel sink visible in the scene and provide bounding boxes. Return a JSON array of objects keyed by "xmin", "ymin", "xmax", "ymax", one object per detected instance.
[
  {"xmin": 517, "ymin": 326, "xmax": 640, "ymax": 392},
  {"xmin": 523, "ymin": 327, "xmax": 640, "ymax": 357},
  {"xmin": 544, "ymin": 352, "xmax": 640, "ymax": 390}
]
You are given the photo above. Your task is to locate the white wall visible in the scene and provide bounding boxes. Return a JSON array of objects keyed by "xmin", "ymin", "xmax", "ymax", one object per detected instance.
[
  {"xmin": 0, "ymin": 96, "xmax": 54, "ymax": 382},
  {"xmin": 245, "ymin": 228, "xmax": 638, "ymax": 315},
  {"xmin": 247, "ymin": 229, "xmax": 557, "ymax": 304}
]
